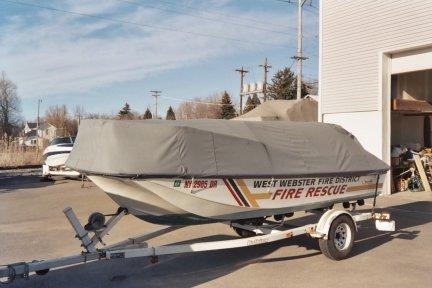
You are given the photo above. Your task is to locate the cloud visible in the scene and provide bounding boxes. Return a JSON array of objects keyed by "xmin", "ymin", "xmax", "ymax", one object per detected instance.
[{"xmin": 0, "ymin": 0, "xmax": 314, "ymax": 99}]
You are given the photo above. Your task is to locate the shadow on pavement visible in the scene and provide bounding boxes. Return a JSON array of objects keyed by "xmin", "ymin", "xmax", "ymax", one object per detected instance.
[
  {"xmin": 6, "ymin": 201, "xmax": 432, "ymax": 288},
  {"xmin": 350, "ymin": 201, "xmax": 432, "ymax": 258},
  {"xmin": 0, "ymin": 175, "xmax": 78, "ymax": 193}
]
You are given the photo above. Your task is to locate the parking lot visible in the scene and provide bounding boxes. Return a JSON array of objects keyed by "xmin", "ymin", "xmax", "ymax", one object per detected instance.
[{"xmin": 0, "ymin": 173, "xmax": 431, "ymax": 288}]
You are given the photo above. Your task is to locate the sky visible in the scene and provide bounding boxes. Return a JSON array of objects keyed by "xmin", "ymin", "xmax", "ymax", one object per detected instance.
[{"xmin": 0, "ymin": 0, "xmax": 319, "ymax": 121}]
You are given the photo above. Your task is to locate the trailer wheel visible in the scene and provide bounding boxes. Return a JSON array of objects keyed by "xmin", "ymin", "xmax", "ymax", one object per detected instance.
[{"xmin": 318, "ymin": 214, "xmax": 355, "ymax": 260}]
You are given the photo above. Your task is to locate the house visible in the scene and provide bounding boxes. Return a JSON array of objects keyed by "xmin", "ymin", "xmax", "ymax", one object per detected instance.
[
  {"xmin": 23, "ymin": 122, "xmax": 37, "ymax": 134},
  {"xmin": 37, "ymin": 123, "xmax": 57, "ymax": 141},
  {"xmin": 20, "ymin": 122, "xmax": 57, "ymax": 147},
  {"xmin": 319, "ymin": 1, "xmax": 432, "ymax": 194},
  {"xmin": 20, "ymin": 130, "xmax": 38, "ymax": 147}
]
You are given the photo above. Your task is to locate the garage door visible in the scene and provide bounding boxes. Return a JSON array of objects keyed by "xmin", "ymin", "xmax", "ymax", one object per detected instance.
[{"xmin": 391, "ymin": 46, "xmax": 432, "ymax": 75}]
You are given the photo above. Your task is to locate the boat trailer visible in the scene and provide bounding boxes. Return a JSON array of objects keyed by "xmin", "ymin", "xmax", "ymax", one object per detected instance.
[{"xmin": 0, "ymin": 206, "xmax": 395, "ymax": 284}]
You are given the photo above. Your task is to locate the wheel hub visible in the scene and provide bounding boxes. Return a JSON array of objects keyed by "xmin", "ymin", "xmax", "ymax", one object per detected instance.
[{"xmin": 334, "ymin": 223, "xmax": 350, "ymax": 251}]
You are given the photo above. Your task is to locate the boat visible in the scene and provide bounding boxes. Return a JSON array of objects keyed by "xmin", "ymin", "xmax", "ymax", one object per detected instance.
[
  {"xmin": 234, "ymin": 98, "xmax": 318, "ymax": 122},
  {"xmin": 0, "ymin": 120, "xmax": 394, "ymax": 280},
  {"xmin": 42, "ymin": 136, "xmax": 80, "ymax": 179},
  {"xmin": 43, "ymin": 136, "xmax": 76, "ymax": 167},
  {"xmin": 66, "ymin": 119, "xmax": 389, "ymax": 226}
]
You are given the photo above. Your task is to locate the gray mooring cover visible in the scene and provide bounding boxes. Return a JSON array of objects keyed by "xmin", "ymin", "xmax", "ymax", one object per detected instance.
[
  {"xmin": 66, "ymin": 119, "xmax": 389, "ymax": 178},
  {"xmin": 234, "ymin": 99, "xmax": 317, "ymax": 122}
]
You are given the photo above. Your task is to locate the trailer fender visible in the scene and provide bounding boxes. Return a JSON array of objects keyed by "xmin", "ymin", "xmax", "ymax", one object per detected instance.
[{"xmin": 314, "ymin": 210, "xmax": 356, "ymax": 240}]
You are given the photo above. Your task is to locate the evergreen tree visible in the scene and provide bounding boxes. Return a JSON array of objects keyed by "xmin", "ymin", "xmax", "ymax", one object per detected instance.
[
  {"xmin": 243, "ymin": 93, "xmax": 261, "ymax": 114},
  {"xmin": 166, "ymin": 106, "xmax": 176, "ymax": 120},
  {"xmin": 267, "ymin": 67, "xmax": 309, "ymax": 100},
  {"xmin": 252, "ymin": 93, "xmax": 261, "ymax": 106},
  {"xmin": 243, "ymin": 96, "xmax": 255, "ymax": 114},
  {"xmin": 219, "ymin": 91, "xmax": 236, "ymax": 119},
  {"xmin": 118, "ymin": 102, "xmax": 133, "ymax": 120},
  {"xmin": 143, "ymin": 108, "xmax": 152, "ymax": 119}
]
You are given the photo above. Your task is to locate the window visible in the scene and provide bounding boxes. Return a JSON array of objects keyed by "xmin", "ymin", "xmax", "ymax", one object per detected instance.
[{"xmin": 49, "ymin": 137, "xmax": 73, "ymax": 146}]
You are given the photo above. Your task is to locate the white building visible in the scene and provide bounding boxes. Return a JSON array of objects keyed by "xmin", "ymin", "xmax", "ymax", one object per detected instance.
[
  {"xmin": 20, "ymin": 122, "xmax": 57, "ymax": 147},
  {"xmin": 319, "ymin": 1, "xmax": 432, "ymax": 194}
]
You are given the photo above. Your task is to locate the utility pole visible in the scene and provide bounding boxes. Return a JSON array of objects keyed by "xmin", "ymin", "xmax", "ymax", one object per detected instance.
[
  {"xmin": 36, "ymin": 99, "xmax": 42, "ymax": 150},
  {"xmin": 37, "ymin": 99, "xmax": 42, "ymax": 129},
  {"xmin": 150, "ymin": 90, "xmax": 161, "ymax": 119},
  {"xmin": 259, "ymin": 58, "xmax": 272, "ymax": 102},
  {"xmin": 235, "ymin": 66, "xmax": 249, "ymax": 115},
  {"xmin": 294, "ymin": 0, "xmax": 308, "ymax": 100},
  {"xmin": 36, "ymin": 99, "xmax": 42, "ymax": 153}
]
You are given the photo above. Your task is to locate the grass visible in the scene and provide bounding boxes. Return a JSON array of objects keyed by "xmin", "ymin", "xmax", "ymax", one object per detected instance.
[{"xmin": 0, "ymin": 144, "xmax": 44, "ymax": 168}]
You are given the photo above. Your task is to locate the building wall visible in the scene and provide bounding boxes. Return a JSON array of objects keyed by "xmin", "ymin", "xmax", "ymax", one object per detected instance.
[
  {"xmin": 37, "ymin": 125, "xmax": 57, "ymax": 141},
  {"xmin": 320, "ymin": 0, "xmax": 432, "ymax": 156}
]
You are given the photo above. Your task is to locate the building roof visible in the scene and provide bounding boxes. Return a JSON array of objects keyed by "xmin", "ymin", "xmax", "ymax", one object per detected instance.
[
  {"xmin": 24, "ymin": 130, "xmax": 37, "ymax": 137},
  {"xmin": 39, "ymin": 123, "xmax": 56, "ymax": 130},
  {"xmin": 26, "ymin": 122, "xmax": 37, "ymax": 129}
]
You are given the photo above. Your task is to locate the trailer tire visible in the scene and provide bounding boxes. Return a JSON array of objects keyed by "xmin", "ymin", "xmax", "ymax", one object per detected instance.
[{"xmin": 318, "ymin": 214, "xmax": 355, "ymax": 260}]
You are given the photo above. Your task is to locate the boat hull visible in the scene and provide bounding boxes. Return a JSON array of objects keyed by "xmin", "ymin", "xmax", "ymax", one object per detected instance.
[
  {"xmin": 44, "ymin": 153, "xmax": 70, "ymax": 167},
  {"xmin": 88, "ymin": 174, "xmax": 385, "ymax": 225},
  {"xmin": 43, "ymin": 145, "xmax": 73, "ymax": 167}
]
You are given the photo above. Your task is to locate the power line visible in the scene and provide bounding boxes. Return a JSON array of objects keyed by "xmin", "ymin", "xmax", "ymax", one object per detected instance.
[
  {"xmin": 235, "ymin": 66, "xmax": 249, "ymax": 115},
  {"xmin": 150, "ymin": 90, "xmax": 161, "ymax": 119},
  {"xmin": 0, "ymin": 0, "xmax": 293, "ymax": 48},
  {"xmin": 259, "ymin": 58, "xmax": 272, "ymax": 101},
  {"xmin": 160, "ymin": 95, "xmax": 239, "ymax": 107},
  {"xmin": 117, "ymin": 0, "xmax": 294, "ymax": 35},
  {"xmin": 153, "ymin": 0, "xmax": 294, "ymax": 30},
  {"xmin": 288, "ymin": 59, "xmax": 296, "ymax": 70},
  {"xmin": 275, "ymin": 0, "xmax": 318, "ymax": 14}
]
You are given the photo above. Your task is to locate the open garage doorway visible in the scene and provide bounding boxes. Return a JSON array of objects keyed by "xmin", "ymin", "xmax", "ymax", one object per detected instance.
[{"xmin": 390, "ymin": 68, "xmax": 432, "ymax": 193}]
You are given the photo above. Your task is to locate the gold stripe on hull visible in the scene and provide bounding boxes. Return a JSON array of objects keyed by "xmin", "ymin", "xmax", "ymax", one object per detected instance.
[{"xmin": 347, "ymin": 183, "xmax": 383, "ymax": 192}]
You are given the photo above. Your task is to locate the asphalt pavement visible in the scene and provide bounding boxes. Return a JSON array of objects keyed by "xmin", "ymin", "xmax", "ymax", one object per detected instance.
[{"xmin": 0, "ymin": 174, "xmax": 431, "ymax": 288}]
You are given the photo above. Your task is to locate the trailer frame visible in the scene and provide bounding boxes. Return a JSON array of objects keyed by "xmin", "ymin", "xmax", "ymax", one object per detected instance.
[{"xmin": 0, "ymin": 204, "xmax": 395, "ymax": 284}]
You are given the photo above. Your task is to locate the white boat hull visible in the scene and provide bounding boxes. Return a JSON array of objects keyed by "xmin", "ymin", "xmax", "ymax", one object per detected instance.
[
  {"xmin": 43, "ymin": 144, "xmax": 73, "ymax": 168},
  {"xmin": 45, "ymin": 153, "xmax": 70, "ymax": 167},
  {"xmin": 89, "ymin": 174, "xmax": 385, "ymax": 225}
]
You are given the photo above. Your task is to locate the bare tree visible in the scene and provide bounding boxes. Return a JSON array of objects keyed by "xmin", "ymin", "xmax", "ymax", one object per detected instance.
[
  {"xmin": 44, "ymin": 105, "xmax": 76, "ymax": 137},
  {"xmin": 0, "ymin": 72, "xmax": 22, "ymax": 140},
  {"xmin": 74, "ymin": 105, "xmax": 85, "ymax": 125},
  {"xmin": 177, "ymin": 101, "xmax": 194, "ymax": 119},
  {"xmin": 86, "ymin": 112, "xmax": 114, "ymax": 119},
  {"xmin": 176, "ymin": 94, "xmax": 222, "ymax": 120}
]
